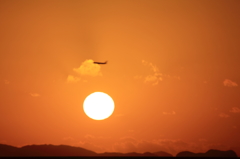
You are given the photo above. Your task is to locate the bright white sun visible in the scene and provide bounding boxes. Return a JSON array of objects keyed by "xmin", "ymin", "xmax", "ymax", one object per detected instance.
[{"xmin": 83, "ymin": 92, "xmax": 115, "ymax": 120}]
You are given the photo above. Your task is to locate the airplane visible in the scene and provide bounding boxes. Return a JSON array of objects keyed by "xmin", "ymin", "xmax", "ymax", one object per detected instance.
[{"xmin": 93, "ymin": 61, "xmax": 108, "ymax": 64}]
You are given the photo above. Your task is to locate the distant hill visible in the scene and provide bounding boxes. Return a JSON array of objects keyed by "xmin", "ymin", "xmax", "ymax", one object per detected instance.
[
  {"xmin": 0, "ymin": 144, "xmax": 173, "ymax": 157},
  {"xmin": 0, "ymin": 143, "xmax": 237, "ymax": 157},
  {"xmin": 176, "ymin": 149, "xmax": 238, "ymax": 157},
  {"xmin": 0, "ymin": 144, "xmax": 20, "ymax": 156},
  {"xmin": 153, "ymin": 151, "xmax": 173, "ymax": 157},
  {"xmin": 0, "ymin": 144, "xmax": 97, "ymax": 156},
  {"xmin": 98, "ymin": 151, "xmax": 173, "ymax": 157}
]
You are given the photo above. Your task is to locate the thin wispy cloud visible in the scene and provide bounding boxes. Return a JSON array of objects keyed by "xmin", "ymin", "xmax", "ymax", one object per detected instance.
[
  {"xmin": 30, "ymin": 93, "xmax": 40, "ymax": 97},
  {"xmin": 112, "ymin": 137, "xmax": 226, "ymax": 156},
  {"xmin": 145, "ymin": 75, "xmax": 162, "ymax": 85},
  {"xmin": 142, "ymin": 60, "xmax": 159, "ymax": 73},
  {"xmin": 219, "ymin": 113, "xmax": 229, "ymax": 118},
  {"xmin": 74, "ymin": 140, "xmax": 107, "ymax": 153},
  {"xmin": 73, "ymin": 59, "xmax": 102, "ymax": 77},
  {"xmin": 66, "ymin": 75, "xmax": 80, "ymax": 83},
  {"xmin": 138, "ymin": 60, "xmax": 163, "ymax": 86},
  {"xmin": 136, "ymin": 60, "xmax": 180, "ymax": 86},
  {"xmin": 223, "ymin": 79, "xmax": 238, "ymax": 87},
  {"xmin": 229, "ymin": 107, "xmax": 240, "ymax": 113}
]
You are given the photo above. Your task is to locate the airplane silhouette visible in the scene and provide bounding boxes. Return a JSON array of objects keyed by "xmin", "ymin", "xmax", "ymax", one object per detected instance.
[{"xmin": 93, "ymin": 61, "xmax": 108, "ymax": 64}]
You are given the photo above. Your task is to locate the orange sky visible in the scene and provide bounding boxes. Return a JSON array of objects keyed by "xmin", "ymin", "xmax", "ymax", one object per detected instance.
[{"xmin": 0, "ymin": 0, "xmax": 240, "ymax": 156}]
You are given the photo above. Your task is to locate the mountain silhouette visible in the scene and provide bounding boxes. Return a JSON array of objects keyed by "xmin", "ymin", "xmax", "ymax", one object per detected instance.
[
  {"xmin": 0, "ymin": 144, "xmax": 97, "ymax": 156},
  {"xmin": 0, "ymin": 144, "xmax": 173, "ymax": 157},
  {"xmin": 153, "ymin": 151, "xmax": 173, "ymax": 157},
  {"xmin": 0, "ymin": 144, "xmax": 20, "ymax": 156},
  {"xmin": 0, "ymin": 143, "xmax": 237, "ymax": 157},
  {"xmin": 176, "ymin": 149, "xmax": 237, "ymax": 157},
  {"xmin": 98, "ymin": 151, "xmax": 173, "ymax": 157}
]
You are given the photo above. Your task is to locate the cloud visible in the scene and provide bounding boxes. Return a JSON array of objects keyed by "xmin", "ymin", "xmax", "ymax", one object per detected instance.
[
  {"xmin": 112, "ymin": 137, "xmax": 216, "ymax": 156},
  {"xmin": 144, "ymin": 75, "xmax": 163, "ymax": 85},
  {"xmin": 163, "ymin": 111, "xmax": 176, "ymax": 115},
  {"xmin": 73, "ymin": 135, "xmax": 113, "ymax": 153},
  {"xmin": 113, "ymin": 137, "xmax": 175, "ymax": 153},
  {"xmin": 66, "ymin": 75, "xmax": 87, "ymax": 83},
  {"xmin": 207, "ymin": 143, "xmax": 231, "ymax": 151},
  {"xmin": 136, "ymin": 60, "xmax": 180, "ymax": 86},
  {"xmin": 30, "ymin": 93, "xmax": 40, "ymax": 97},
  {"xmin": 70, "ymin": 136, "xmax": 231, "ymax": 156},
  {"xmin": 219, "ymin": 113, "xmax": 229, "ymax": 118},
  {"xmin": 229, "ymin": 107, "xmax": 240, "ymax": 113},
  {"xmin": 142, "ymin": 60, "xmax": 159, "ymax": 73},
  {"xmin": 138, "ymin": 60, "xmax": 163, "ymax": 86},
  {"xmin": 66, "ymin": 59, "xmax": 101, "ymax": 84},
  {"xmin": 73, "ymin": 59, "xmax": 102, "ymax": 77},
  {"xmin": 75, "ymin": 141, "xmax": 107, "ymax": 153},
  {"xmin": 112, "ymin": 137, "xmax": 232, "ymax": 156},
  {"xmin": 142, "ymin": 60, "xmax": 159, "ymax": 75},
  {"xmin": 223, "ymin": 79, "xmax": 238, "ymax": 87},
  {"xmin": 67, "ymin": 75, "xmax": 80, "ymax": 83}
]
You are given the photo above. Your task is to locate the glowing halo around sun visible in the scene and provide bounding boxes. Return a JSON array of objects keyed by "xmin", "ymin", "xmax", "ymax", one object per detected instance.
[{"xmin": 83, "ymin": 92, "xmax": 115, "ymax": 120}]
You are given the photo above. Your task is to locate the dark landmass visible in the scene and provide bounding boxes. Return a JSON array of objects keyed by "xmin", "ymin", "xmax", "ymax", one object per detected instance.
[
  {"xmin": 98, "ymin": 151, "xmax": 173, "ymax": 157},
  {"xmin": 0, "ymin": 143, "xmax": 237, "ymax": 157},
  {"xmin": 176, "ymin": 149, "xmax": 238, "ymax": 157},
  {"xmin": 0, "ymin": 144, "xmax": 97, "ymax": 156}
]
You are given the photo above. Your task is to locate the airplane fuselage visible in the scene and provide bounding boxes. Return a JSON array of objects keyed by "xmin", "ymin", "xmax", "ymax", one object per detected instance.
[{"xmin": 93, "ymin": 61, "xmax": 107, "ymax": 64}]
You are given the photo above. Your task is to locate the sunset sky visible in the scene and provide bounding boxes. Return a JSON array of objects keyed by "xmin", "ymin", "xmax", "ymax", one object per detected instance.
[{"xmin": 0, "ymin": 0, "xmax": 240, "ymax": 156}]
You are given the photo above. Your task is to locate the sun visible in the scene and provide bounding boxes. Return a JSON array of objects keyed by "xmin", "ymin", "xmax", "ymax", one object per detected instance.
[{"xmin": 83, "ymin": 92, "xmax": 115, "ymax": 120}]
